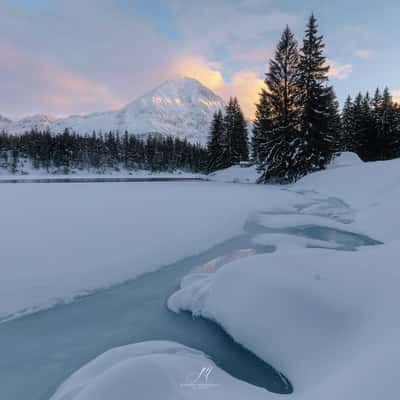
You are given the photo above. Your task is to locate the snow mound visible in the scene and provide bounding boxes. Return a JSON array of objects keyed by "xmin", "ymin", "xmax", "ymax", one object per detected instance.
[
  {"xmin": 295, "ymin": 155, "xmax": 400, "ymax": 241},
  {"xmin": 330, "ymin": 152, "xmax": 363, "ymax": 168},
  {"xmin": 209, "ymin": 165, "xmax": 258, "ymax": 184},
  {"xmin": 168, "ymin": 243, "xmax": 400, "ymax": 400},
  {"xmin": 50, "ymin": 341, "xmax": 269, "ymax": 400}
]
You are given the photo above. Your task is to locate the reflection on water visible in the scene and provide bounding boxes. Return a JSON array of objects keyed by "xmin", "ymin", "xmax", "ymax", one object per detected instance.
[{"xmin": 193, "ymin": 249, "xmax": 257, "ymax": 273}]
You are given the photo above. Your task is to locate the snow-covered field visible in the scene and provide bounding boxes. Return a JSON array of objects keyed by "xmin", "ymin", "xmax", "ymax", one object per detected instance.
[{"xmin": 3, "ymin": 152, "xmax": 400, "ymax": 400}]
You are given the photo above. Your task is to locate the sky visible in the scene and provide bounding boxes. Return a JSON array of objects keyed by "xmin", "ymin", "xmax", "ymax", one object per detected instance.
[{"xmin": 0, "ymin": 0, "xmax": 399, "ymax": 119}]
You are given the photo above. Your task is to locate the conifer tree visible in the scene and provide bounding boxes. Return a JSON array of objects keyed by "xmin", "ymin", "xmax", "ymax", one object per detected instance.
[
  {"xmin": 376, "ymin": 87, "xmax": 397, "ymax": 159},
  {"xmin": 256, "ymin": 26, "xmax": 301, "ymax": 182},
  {"xmin": 360, "ymin": 92, "xmax": 376, "ymax": 160},
  {"xmin": 295, "ymin": 14, "xmax": 333, "ymax": 177},
  {"xmin": 252, "ymin": 89, "xmax": 273, "ymax": 164},
  {"xmin": 326, "ymin": 88, "xmax": 342, "ymax": 153},
  {"xmin": 222, "ymin": 97, "xmax": 249, "ymax": 168},
  {"xmin": 341, "ymin": 95, "xmax": 355, "ymax": 152},
  {"xmin": 207, "ymin": 110, "xmax": 225, "ymax": 173}
]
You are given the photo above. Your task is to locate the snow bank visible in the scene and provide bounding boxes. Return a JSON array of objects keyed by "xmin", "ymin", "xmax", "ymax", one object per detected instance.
[
  {"xmin": 330, "ymin": 151, "xmax": 363, "ymax": 168},
  {"xmin": 208, "ymin": 165, "xmax": 258, "ymax": 184},
  {"xmin": 207, "ymin": 152, "xmax": 362, "ymax": 185},
  {"xmin": 169, "ymin": 242, "xmax": 400, "ymax": 400},
  {"xmin": 294, "ymin": 155, "xmax": 400, "ymax": 241},
  {"xmin": 50, "ymin": 341, "xmax": 269, "ymax": 400}
]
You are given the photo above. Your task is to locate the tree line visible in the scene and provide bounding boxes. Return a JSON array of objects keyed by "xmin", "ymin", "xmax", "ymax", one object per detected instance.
[
  {"xmin": 0, "ymin": 130, "xmax": 207, "ymax": 174},
  {"xmin": 341, "ymin": 88, "xmax": 400, "ymax": 161},
  {"xmin": 208, "ymin": 14, "xmax": 400, "ymax": 182}
]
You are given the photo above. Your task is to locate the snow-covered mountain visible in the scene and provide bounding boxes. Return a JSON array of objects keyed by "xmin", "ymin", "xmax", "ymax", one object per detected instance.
[
  {"xmin": 0, "ymin": 77, "xmax": 225, "ymax": 144},
  {"xmin": 0, "ymin": 114, "xmax": 55, "ymax": 134}
]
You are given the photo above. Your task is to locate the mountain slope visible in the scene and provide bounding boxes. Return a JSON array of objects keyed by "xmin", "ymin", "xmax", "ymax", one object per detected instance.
[{"xmin": 1, "ymin": 77, "xmax": 225, "ymax": 144}]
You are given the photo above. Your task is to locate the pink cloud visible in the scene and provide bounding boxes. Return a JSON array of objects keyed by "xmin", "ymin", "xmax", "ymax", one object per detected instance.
[
  {"xmin": 0, "ymin": 43, "xmax": 124, "ymax": 117},
  {"xmin": 326, "ymin": 59, "xmax": 353, "ymax": 80}
]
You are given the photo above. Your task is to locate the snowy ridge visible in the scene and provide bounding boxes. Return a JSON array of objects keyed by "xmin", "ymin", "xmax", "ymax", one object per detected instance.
[
  {"xmin": 0, "ymin": 114, "xmax": 55, "ymax": 133},
  {"xmin": 0, "ymin": 77, "xmax": 225, "ymax": 144}
]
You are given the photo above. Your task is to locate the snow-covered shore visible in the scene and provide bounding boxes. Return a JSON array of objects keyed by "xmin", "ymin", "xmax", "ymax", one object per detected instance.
[{"xmin": 167, "ymin": 153, "xmax": 400, "ymax": 399}]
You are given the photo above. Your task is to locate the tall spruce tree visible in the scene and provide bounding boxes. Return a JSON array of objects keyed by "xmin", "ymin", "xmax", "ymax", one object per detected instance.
[
  {"xmin": 360, "ymin": 92, "xmax": 377, "ymax": 160},
  {"xmin": 256, "ymin": 26, "xmax": 300, "ymax": 183},
  {"xmin": 222, "ymin": 97, "xmax": 249, "ymax": 168},
  {"xmin": 326, "ymin": 87, "xmax": 342, "ymax": 153},
  {"xmin": 295, "ymin": 14, "xmax": 333, "ymax": 177},
  {"xmin": 252, "ymin": 89, "xmax": 273, "ymax": 164},
  {"xmin": 207, "ymin": 110, "xmax": 225, "ymax": 173},
  {"xmin": 341, "ymin": 95, "xmax": 355, "ymax": 152},
  {"xmin": 376, "ymin": 87, "xmax": 397, "ymax": 159}
]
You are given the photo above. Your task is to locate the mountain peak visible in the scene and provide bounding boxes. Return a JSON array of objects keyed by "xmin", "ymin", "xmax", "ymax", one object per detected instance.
[
  {"xmin": 1, "ymin": 78, "xmax": 225, "ymax": 144},
  {"xmin": 134, "ymin": 76, "xmax": 223, "ymax": 107}
]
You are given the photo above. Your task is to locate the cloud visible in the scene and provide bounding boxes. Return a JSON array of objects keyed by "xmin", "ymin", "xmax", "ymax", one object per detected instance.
[
  {"xmin": 167, "ymin": 56, "xmax": 225, "ymax": 90},
  {"xmin": 167, "ymin": 55, "xmax": 264, "ymax": 119},
  {"xmin": 169, "ymin": 0, "xmax": 301, "ymax": 53},
  {"xmin": 0, "ymin": 0, "xmax": 299, "ymax": 118},
  {"xmin": 326, "ymin": 59, "xmax": 353, "ymax": 80},
  {"xmin": 228, "ymin": 45, "xmax": 273, "ymax": 67},
  {"xmin": 393, "ymin": 91, "xmax": 400, "ymax": 105},
  {"xmin": 355, "ymin": 49, "xmax": 378, "ymax": 60},
  {"xmin": 219, "ymin": 70, "xmax": 265, "ymax": 119},
  {"xmin": 0, "ymin": 43, "xmax": 124, "ymax": 117},
  {"xmin": 0, "ymin": 0, "xmax": 179, "ymax": 116}
]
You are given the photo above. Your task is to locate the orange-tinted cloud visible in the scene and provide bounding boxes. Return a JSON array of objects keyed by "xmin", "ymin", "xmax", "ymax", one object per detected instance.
[
  {"xmin": 219, "ymin": 70, "xmax": 264, "ymax": 119},
  {"xmin": 167, "ymin": 55, "xmax": 264, "ymax": 119},
  {"xmin": 393, "ymin": 91, "xmax": 400, "ymax": 105},
  {"xmin": 326, "ymin": 59, "xmax": 352, "ymax": 80},
  {"xmin": 167, "ymin": 56, "xmax": 224, "ymax": 91}
]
